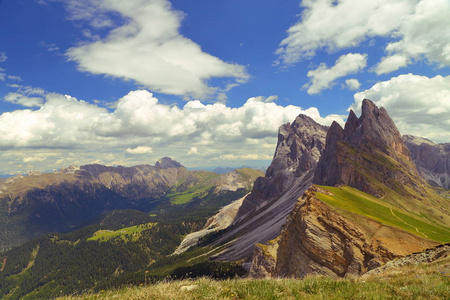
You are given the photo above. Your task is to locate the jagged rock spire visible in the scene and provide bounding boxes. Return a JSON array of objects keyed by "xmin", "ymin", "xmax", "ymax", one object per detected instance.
[{"xmin": 314, "ymin": 99, "xmax": 424, "ymax": 198}]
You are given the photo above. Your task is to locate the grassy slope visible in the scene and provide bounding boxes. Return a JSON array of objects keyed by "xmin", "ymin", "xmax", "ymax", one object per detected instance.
[
  {"xmin": 58, "ymin": 254, "xmax": 450, "ymax": 300},
  {"xmin": 338, "ymin": 142, "xmax": 450, "ymax": 228},
  {"xmin": 87, "ymin": 222, "xmax": 157, "ymax": 242},
  {"xmin": 314, "ymin": 185, "xmax": 450, "ymax": 243}
]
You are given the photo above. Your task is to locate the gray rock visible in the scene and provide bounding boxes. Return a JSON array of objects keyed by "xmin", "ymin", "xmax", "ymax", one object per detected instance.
[{"xmin": 403, "ymin": 134, "xmax": 450, "ymax": 189}]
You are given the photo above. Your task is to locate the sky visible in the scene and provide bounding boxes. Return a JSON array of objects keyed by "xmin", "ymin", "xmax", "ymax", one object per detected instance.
[{"xmin": 0, "ymin": 0, "xmax": 449, "ymax": 174}]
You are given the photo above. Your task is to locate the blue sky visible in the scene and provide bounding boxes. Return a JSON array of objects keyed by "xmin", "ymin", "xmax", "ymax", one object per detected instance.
[{"xmin": 0, "ymin": 0, "xmax": 449, "ymax": 174}]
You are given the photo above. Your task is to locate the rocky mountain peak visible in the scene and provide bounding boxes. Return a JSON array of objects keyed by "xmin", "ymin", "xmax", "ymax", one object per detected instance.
[
  {"xmin": 244, "ymin": 114, "xmax": 328, "ymax": 206},
  {"xmin": 343, "ymin": 99, "xmax": 410, "ymax": 158},
  {"xmin": 155, "ymin": 157, "xmax": 183, "ymax": 169},
  {"xmin": 314, "ymin": 99, "xmax": 424, "ymax": 198}
]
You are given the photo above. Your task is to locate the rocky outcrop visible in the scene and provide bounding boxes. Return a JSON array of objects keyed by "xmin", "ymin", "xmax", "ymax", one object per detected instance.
[
  {"xmin": 250, "ymin": 186, "xmax": 436, "ymax": 278},
  {"xmin": 235, "ymin": 115, "xmax": 328, "ymax": 221},
  {"xmin": 213, "ymin": 115, "xmax": 328, "ymax": 260},
  {"xmin": 403, "ymin": 134, "xmax": 450, "ymax": 189},
  {"xmin": 363, "ymin": 243, "xmax": 450, "ymax": 277},
  {"xmin": 314, "ymin": 99, "xmax": 426, "ymax": 199}
]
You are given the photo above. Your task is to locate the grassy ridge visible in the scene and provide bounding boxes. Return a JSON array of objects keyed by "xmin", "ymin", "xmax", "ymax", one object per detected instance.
[
  {"xmin": 315, "ymin": 185, "xmax": 450, "ymax": 242},
  {"xmin": 58, "ymin": 255, "xmax": 450, "ymax": 300}
]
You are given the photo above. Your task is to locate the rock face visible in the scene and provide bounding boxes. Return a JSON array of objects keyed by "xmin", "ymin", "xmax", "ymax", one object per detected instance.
[
  {"xmin": 155, "ymin": 157, "xmax": 184, "ymax": 169},
  {"xmin": 249, "ymin": 186, "xmax": 435, "ymax": 278},
  {"xmin": 403, "ymin": 134, "xmax": 450, "ymax": 189},
  {"xmin": 213, "ymin": 115, "xmax": 328, "ymax": 260},
  {"xmin": 314, "ymin": 99, "xmax": 426, "ymax": 198},
  {"xmin": 235, "ymin": 114, "xmax": 328, "ymax": 222}
]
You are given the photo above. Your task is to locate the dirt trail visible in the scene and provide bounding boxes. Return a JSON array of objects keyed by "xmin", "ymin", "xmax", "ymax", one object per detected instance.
[
  {"xmin": 389, "ymin": 205, "xmax": 428, "ymax": 238},
  {"xmin": 0, "ymin": 256, "xmax": 6, "ymax": 272}
]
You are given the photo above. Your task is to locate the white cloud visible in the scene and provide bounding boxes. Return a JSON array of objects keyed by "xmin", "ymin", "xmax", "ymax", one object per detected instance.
[
  {"xmin": 305, "ymin": 53, "xmax": 367, "ymax": 94},
  {"xmin": 350, "ymin": 73, "xmax": 450, "ymax": 143},
  {"xmin": 375, "ymin": 54, "xmax": 409, "ymax": 74},
  {"xmin": 4, "ymin": 93, "xmax": 44, "ymax": 107},
  {"xmin": 376, "ymin": 0, "xmax": 450, "ymax": 73},
  {"xmin": 345, "ymin": 79, "xmax": 361, "ymax": 90},
  {"xmin": 125, "ymin": 146, "xmax": 153, "ymax": 155},
  {"xmin": 275, "ymin": 0, "xmax": 417, "ymax": 65},
  {"xmin": 65, "ymin": 0, "xmax": 249, "ymax": 98},
  {"xmin": 0, "ymin": 90, "xmax": 345, "ymax": 173},
  {"xmin": 0, "ymin": 52, "xmax": 7, "ymax": 63}
]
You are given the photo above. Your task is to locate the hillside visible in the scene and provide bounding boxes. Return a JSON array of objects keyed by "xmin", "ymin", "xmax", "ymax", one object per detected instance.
[
  {"xmin": 0, "ymin": 163, "xmax": 262, "ymax": 299},
  {"xmin": 0, "ymin": 158, "xmax": 262, "ymax": 251},
  {"xmin": 58, "ymin": 245, "xmax": 450, "ymax": 300}
]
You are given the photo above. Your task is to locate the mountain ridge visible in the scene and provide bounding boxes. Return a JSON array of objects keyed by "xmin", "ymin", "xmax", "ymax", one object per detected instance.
[{"xmin": 247, "ymin": 99, "xmax": 450, "ymax": 278}]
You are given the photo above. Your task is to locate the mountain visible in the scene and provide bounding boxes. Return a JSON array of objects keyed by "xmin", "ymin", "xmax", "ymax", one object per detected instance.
[
  {"xmin": 247, "ymin": 99, "xmax": 450, "ymax": 278},
  {"xmin": 0, "ymin": 158, "xmax": 263, "ymax": 251},
  {"xmin": 210, "ymin": 114, "xmax": 328, "ymax": 260},
  {"xmin": 0, "ymin": 161, "xmax": 263, "ymax": 299},
  {"xmin": 403, "ymin": 134, "xmax": 450, "ymax": 189}
]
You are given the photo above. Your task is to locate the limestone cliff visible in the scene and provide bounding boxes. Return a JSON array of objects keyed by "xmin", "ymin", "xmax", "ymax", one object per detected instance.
[
  {"xmin": 403, "ymin": 134, "xmax": 450, "ymax": 189},
  {"xmin": 314, "ymin": 99, "xmax": 426, "ymax": 199},
  {"xmin": 235, "ymin": 115, "xmax": 328, "ymax": 221},
  {"xmin": 250, "ymin": 186, "xmax": 436, "ymax": 278},
  {"xmin": 213, "ymin": 115, "xmax": 328, "ymax": 260}
]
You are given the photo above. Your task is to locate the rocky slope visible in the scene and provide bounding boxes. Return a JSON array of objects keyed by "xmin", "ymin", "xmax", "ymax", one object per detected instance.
[
  {"xmin": 248, "ymin": 99, "xmax": 450, "ymax": 278},
  {"xmin": 212, "ymin": 115, "xmax": 328, "ymax": 260},
  {"xmin": 403, "ymin": 134, "xmax": 450, "ymax": 189},
  {"xmin": 249, "ymin": 186, "xmax": 436, "ymax": 278}
]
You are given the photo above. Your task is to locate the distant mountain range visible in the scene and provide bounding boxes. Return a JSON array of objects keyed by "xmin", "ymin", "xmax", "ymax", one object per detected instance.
[{"xmin": 0, "ymin": 157, "xmax": 262, "ymax": 251}]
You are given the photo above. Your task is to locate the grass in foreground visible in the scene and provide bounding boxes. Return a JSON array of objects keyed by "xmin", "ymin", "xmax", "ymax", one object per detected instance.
[{"xmin": 58, "ymin": 256, "xmax": 450, "ymax": 300}]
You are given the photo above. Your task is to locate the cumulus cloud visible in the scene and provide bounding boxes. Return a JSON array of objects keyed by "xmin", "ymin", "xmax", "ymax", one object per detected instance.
[
  {"xmin": 65, "ymin": 0, "xmax": 249, "ymax": 98},
  {"xmin": 350, "ymin": 73, "xmax": 450, "ymax": 143},
  {"xmin": 375, "ymin": 54, "xmax": 410, "ymax": 75},
  {"xmin": 345, "ymin": 79, "xmax": 361, "ymax": 90},
  {"xmin": 125, "ymin": 146, "xmax": 153, "ymax": 155},
  {"xmin": 275, "ymin": 0, "xmax": 417, "ymax": 65},
  {"xmin": 305, "ymin": 53, "xmax": 367, "ymax": 94},
  {"xmin": 375, "ymin": 0, "xmax": 450, "ymax": 73},
  {"xmin": 0, "ymin": 90, "xmax": 345, "ymax": 172}
]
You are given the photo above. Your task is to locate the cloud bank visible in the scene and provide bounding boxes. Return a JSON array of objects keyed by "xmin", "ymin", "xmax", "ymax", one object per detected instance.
[{"xmin": 0, "ymin": 90, "xmax": 344, "ymax": 172}]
